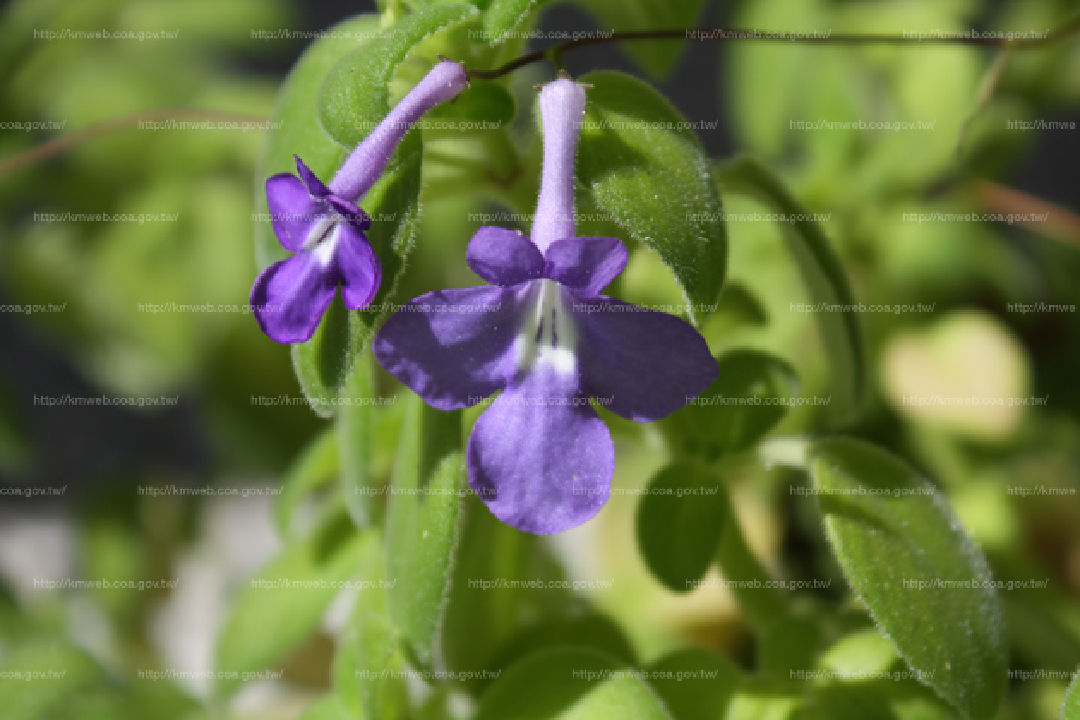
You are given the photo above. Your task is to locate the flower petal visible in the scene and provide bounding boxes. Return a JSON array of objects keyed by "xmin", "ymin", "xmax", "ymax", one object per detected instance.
[
  {"xmin": 266, "ymin": 173, "xmax": 320, "ymax": 253},
  {"xmin": 373, "ymin": 285, "xmax": 528, "ymax": 410},
  {"xmin": 467, "ymin": 360, "xmax": 613, "ymax": 534},
  {"xmin": 332, "ymin": 222, "xmax": 381, "ymax": 310},
  {"xmin": 326, "ymin": 195, "xmax": 371, "ymax": 230},
  {"xmin": 466, "ymin": 226, "xmax": 545, "ymax": 286},
  {"xmin": 250, "ymin": 252, "xmax": 337, "ymax": 344},
  {"xmin": 544, "ymin": 236, "xmax": 627, "ymax": 297},
  {"xmin": 294, "ymin": 155, "xmax": 330, "ymax": 198},
  {"xmin": 575, "ymin": 297, "xmax": 718, "ymax": 422}
]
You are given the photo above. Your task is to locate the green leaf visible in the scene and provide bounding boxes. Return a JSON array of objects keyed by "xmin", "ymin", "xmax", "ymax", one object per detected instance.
[
  {"xmin": 385, "ymin": 394, "xmax": 464, "ymax": 667},
  {"xmin": 1066, "ymin": 670, "xmax": 1080, "ymax": 720},
  {"xmin": 803, "ymin": 629, "xmax": 957, "ymax": 720},
  {"xmin": 45, "ymin": 679, "xmax": 202, "ymax": 720},
  {"xmin": 647, "ymin": 648, "xmax": 740, "ymax": 720},
  {"xmin": 475, "ymin": 647, "xmax": 673, "ymax": 720},
  {"xmin": 1001, "ymin": 591, "xmax": 1080, "ymax": 676},
  {"xmin": 0, "ymin": 641, "xmax": 104, "ymax": 720},
  {"xmin": 806, "ymin": 682, "xmax": 956, "ymax": 720},
  {"xmin": 714, "ymin": 156, "xmax": 863, "ymax": 421},
  {"xmin": 299, "ymin": 696, "xmax": 351, "ymax": 720},
  {"xmin": 707, "ymin": 281, "xmax": 769, "ymax": 332},
  {"xmin": 338, "ymin": 353, "xmax": 378, "ymax": 528},
  {"xmin": 319, "ymin": 3, "xmax": 479, "ymax": 148},
  {"xmin": 440, "ymin": 494, "xmax": 573, "ymax": 692},
  {"xmin": 579, "ymin": 0, "xmax": 704, "ymax": 77},
  {"xmin": 332, "ymin": 534, "xmax": 409, "ymax": 720},
  {"xmin": 636, "ymin": 463, "xmax": 728, "ymax": 593},
  {"xmin": 275, "ymin": 427, "xmax": 340, "ymax": 536},
  {"xmin": 758, "ymin": 614, "xmax": 824, "ymax": 680},
  {"xmin": 577, "ymin": 71, "xmax": 727, "ymax": 324},
  {"xmin": 255, "ymin": 14, "xmax": 380, "ymax": 266},
  {"xmin": 483, "ymin": 0, "xmax": 545, "ymax": 45},
  {"xmin": 809, "ymin": 438, "xmax": 1007, "ymax": 719},
  {"xmin": 726, "ymin": 678, "xmax": 803, "ymax": 720},
  {"xmin": 214, "ymin": 513, "xmax": 369, "ymax": 694},
  {"xmin": 290, "ymin": 131, "xmax": 423, "ymax": 415},
  {"xmin": 660, "ymin": 349, "xmax": 799, "ymax": 459},
  {"xmin": 490, "ymin": 614, "xmax": 637, "ymax": 680},
  {"xmin": 416, "ymin": 688, "xmax": 455, "ymax": 720}
]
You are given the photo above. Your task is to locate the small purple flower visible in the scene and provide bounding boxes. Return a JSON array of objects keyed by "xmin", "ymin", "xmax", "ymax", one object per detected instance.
[
  {"xmin": 373, "ymin": 79, "xmax": 718, "ymax": 534},
  {"xmin": 252, "ymin": 60, "xmax": 469, "ymax": 343}
]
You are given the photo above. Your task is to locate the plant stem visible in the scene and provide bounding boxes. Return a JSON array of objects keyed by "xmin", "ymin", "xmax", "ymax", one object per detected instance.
[{"xmin": 467, "ymin": 14, "xmax": 1080, "ymax": 79}]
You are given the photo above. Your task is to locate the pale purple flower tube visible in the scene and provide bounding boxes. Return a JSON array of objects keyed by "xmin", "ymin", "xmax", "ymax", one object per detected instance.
[
  {"xmin": 330, "ymin": 61, "xmax": 469, "ymax": 201},
  {"xmin": 530, "ymin": 78, "xmax": 586, "ymax": 253},
  {"xmin": 252, "ymin": 61, "xmax": 469, "ymax": 344},
  {"xmin": 373, "ymin": 78, "xmax": 718, "ymax": 533}
]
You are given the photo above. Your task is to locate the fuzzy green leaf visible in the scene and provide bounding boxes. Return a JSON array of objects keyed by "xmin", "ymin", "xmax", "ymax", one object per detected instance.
[
  {"xmin": 1065, "ymin": 671, "xmax": 1080, "ymax": 720},
  {"xmin": 577, "ymin": 70, "xmax": 727, "ymax": 324},
  {"xmin": 332, "ymin": 534, "xmax": 409, "ymax": 720},
  {"xmin": 440, "ymin": 494, "xmax": 573, "ymax": 693},
  {"xmin": 385, "ymin": 395, "xmax": 464, "ymax": 667},
  {"xmin": 809, "ymin": 438, "xmax": 1007, "ymax": 719},
  {"xmin": 483, "ymin": 0, "xmax": 545, "ymax": 45},
  {"xmin": 318, "ymin": 3, "xmax": 479, "ymax": 148},
  {"xmin": 337, "ymin": 353, "xmax": 378, "ymax": 528}
]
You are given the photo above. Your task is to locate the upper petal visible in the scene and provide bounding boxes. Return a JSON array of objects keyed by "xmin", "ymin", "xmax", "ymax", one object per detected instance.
[
  {"xmin": 294, "ymin": 155, "xmax": 330, "ymax": 198},
  {"xmin": 372, "ymin": 285, "xmax": 529, "ymax": 410},
  {"xmin": 326, "ymin": 194, "xmax": 371, "ymax": 230},
  {"xmin": 544, "ymin": 236, "xmax": 627, "ymax": 297},
  {"xmin": 250, "ymin": 252, "xmax": 338, "ymax": 344},
  {"xmin": 332, "ymin": 222, "xmax": 381, "ymax": 310},
  {"xmin": 466, "ymin": 226, "xmax": 545, "ymax": 287},
  {"xmin": 466, "ymin": 360, "xmax": 613, "ymax": 534},
  {"xmin": 574, "ymin": 297, "xmax": 718, "ymax": 422},
  {"xmin": 265, "ymin": 173, "xmax": 321, "ymax": 253}
]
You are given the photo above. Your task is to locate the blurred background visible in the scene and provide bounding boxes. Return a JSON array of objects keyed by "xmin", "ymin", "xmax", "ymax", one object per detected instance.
[{"xmin": 0, "ymin": 0, "xmax": 1078, "ymax": 718}]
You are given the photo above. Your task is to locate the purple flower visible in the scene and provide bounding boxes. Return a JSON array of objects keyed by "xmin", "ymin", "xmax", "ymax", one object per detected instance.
[
  {"xmin": 252, "ymin": 61, "xmax": 469, "ymax": 343},
  {"xmin": 373, "ymin": 79, "xmax": 718, "ymax": 534}
]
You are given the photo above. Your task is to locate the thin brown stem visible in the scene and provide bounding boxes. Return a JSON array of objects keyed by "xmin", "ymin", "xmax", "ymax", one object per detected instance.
[
  {"xmin": 0, "ymin": 108, "xmax": 269, "ymax": 179},
  {"xmin": 467, "ymin": 15, "xmax": 1080, "ymax": 80},
  {"xmin": 974, "ymin": 180, "xmax": 1080, "ymax": 248}
]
